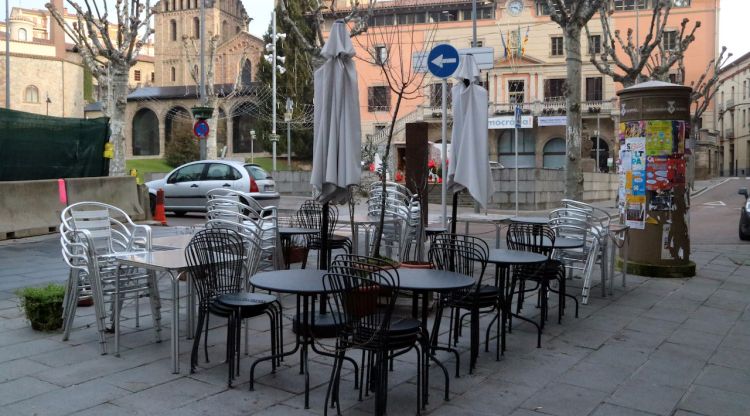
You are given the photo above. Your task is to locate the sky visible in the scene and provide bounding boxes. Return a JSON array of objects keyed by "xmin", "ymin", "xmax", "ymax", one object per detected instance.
[{"xmin": 0, "ymin": 0, "xmax": 747, "ymax": 62}]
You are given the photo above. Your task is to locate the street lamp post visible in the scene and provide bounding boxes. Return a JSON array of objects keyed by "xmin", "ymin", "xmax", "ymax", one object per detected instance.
[
  {"xmin": 285, "ymin": 97, "xmax": 293, "ymax": 169},
  {"xmin": 198, "ymin": 0, "xmax": 206, "ymax": 160},
  {"xmin": 249, "ymin": 129, "xmax": 256, "ymax": 163},
  {"xmin": 266, "ymin": 11, "xmax": 286, "ymax": 172}
]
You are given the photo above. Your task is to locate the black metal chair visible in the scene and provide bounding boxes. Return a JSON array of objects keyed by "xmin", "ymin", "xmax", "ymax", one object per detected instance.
[
  {"xmin": 429, "ymin": 234, "xmax": 492, "ymax": 374},
  {"xmin": 324, "ymin": 256, "xmax": 428, "ymax": 416},
  {"xmin": 295, "ymin": 200, "xmax": 352, "ymax": 269},
  {"xmin": 184, "ymin": 228, "xmax": 281, "ymax": 387}
]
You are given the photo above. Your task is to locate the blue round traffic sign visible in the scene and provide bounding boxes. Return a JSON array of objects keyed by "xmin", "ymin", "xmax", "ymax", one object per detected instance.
[
  {"xmin": 193, "ymin": 120, "xmax": 209, "ymax": 138},
  {"xmin": 427, "ymin": 44, "xmax": 460, "ymax": 78}
]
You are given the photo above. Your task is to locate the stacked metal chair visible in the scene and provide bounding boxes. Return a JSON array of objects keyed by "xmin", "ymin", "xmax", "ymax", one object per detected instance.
[{"xmin": 59, "ymin": 202, "xmax": 162, "ymax": 355}]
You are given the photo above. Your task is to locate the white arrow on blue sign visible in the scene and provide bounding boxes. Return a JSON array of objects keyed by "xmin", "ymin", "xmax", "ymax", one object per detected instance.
[
  {"xmin": 427, "ymin": 44, "xmax": 460, "ymax": 79},
  {"xmin": 514, "ymin": 105, "xmax": 522, "ymax": 129}
]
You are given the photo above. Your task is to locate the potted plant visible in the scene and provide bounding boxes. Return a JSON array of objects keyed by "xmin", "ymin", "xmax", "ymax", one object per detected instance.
[{"xmin": 17, "ymin": 284, "xmax": 65, "ymax": 331}]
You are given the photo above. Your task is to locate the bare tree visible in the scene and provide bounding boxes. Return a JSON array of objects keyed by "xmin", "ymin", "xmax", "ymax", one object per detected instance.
[
  {"xmin": 585, "ymin": 0, "xmax": 699, "ymax": 88},
  {"xmin": 46, "ymin": 0, "xmax": 154, "ymax": 176},
  {"xmin": 545, "ymin": 0, "xmax": 605, "ymax": 200},
  {"xmin": 351, "ymin": 9, "xmax": 437, "ymax": 257}
]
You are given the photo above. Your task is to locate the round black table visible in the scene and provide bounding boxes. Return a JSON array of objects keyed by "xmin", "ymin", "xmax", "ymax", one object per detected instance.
[
  {"xmin": 278, "ymin": 227, "xmax": 318, "ymax": 269},
  {"xmin": 541, "ymin": 236, "xmax": 585, "ymax": 250},
  {"xmin": 484, "ymin": 249, "xmax": 548, "ymax": 356},
  {"xmin": 250, "ymin": 269, "xmax": 354, "ymax": 409}
]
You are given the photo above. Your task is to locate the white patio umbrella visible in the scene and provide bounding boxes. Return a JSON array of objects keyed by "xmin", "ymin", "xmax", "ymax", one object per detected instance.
[
  {"xmin": 310, "ymin": 20, "xmax": 361, "ymax": 268},
  {"xmin": 447, "ymin": 54, "xmax": 493, "ymax": 233}
]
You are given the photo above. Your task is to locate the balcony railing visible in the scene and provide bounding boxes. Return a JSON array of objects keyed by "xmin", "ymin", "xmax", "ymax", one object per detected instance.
[
  {"xmin": 727, "ymin": 98, "xmax": 735, "ymax": 109},
  {"xmin": 725, "ymin": 129, "xmax": 735, "ymax": 140}
]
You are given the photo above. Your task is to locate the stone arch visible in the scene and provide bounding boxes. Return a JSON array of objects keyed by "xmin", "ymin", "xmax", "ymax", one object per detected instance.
[
  {"xmin": 170, "ymin": 19, "xmax": 177, "ymax": 41},
  {"xmin": 132, "ymin": 108, "xmax": 160, "ymax": 156},
  {"xmin": 165, "ymin": 106, "xmax": 192, "ymax": 145},
  {"xmin": 590, "ymin": 136, "xmax": 610, "ymax": 172},
  {"xmin": 542, "ymin": 137, "xmax": 565, "ymax": 169},
  {"xmin": 231, "ymin": 101, "xmax": 263, "ymax": 153}
]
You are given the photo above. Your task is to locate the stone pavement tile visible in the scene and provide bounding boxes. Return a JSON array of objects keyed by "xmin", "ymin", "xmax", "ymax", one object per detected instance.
[
  {"xmin": 639, "ymin": 305, "xmax": 689, "ymax": 324},
  {"xmin": 555, "ymin": 326, "xmax": 617, "ymax": 350},
  {"xmin": 629, "ymin": 354, "xmax": 705, "ymax": 389},
  {"xmin": 254, "ymin": 359, "xmax": 337, "ymax": 395},
  {"xmin": 666, "ymin": 328, "xmax": 724, "ymax": 351},
  {"xmin": 654, "ymin": 295, "xmax": 703, "ymax": 313},
  {"xmin": 590, "ymin": 403, "xmax": 660, "ymax": 416},
  {"xmin": 0, "ymin": 325, "xmax": 54, "ymax": 348},
  {"xmin": 694, "ymin": 364, "xmax": 750, "ymax": 397},
  {"xmin": 99, "ymin": 358, "xmax": 183, "ymax": 393},
  {"xmin": 708, "ymin": 346, "xmax": 750, "ymax": 372},
  {"xmin": 680, "ymin": 317, "xmax": 735, "ymax": 337},
  {"xmin": 678, "ymin": 385, "xmax": 750, "ymax": 416},
  {"xmin": 624, "ymin": 316, "xmax": 682, "ymax": 336},
  {"xmin": 111, "ymin": 377, "xmax": 225, "ymax": 414},
  {"xmin": 28, "ymin": 340, "xmax": 104, "ymax": 368},
  {"xmin": 519, "ymin": 382, "xmax": 608, "ymax": 416},
  {"xmin": 488, "ymin": 349, "xmax": 585, "ymax": 388},
  {"xmin": 251, "ymin": 403, "xmax": 326, "ymax": 415},
  {"xmin": 0, "ymin": 338, "xmax": 67, "ymax": 364},
  {"xmin": 609, "ymin": 328, "xmax": 669, "ymax": 350},
  {"xmin": 166, "ymin": 385, "xmax": 296, "ymax": 416},
  {"xmin": 555, "ymin": 361, "xmax": 633, "ymax": 394},
  {"xmin": 0, "ymin": 358, "xmax": 51, "ymax": 383},
  {"xmin": 672, "ymin": 411, "xmax": 706, "ymax": 416},
  {"xmin": 428, "ymin": 404, "xmax": 496, "ymax": 416},
  {"xmin": 581, "ymin": 343, "xmax": 650, "ymax": 371},
  {"xmin": 0, "ymin": 316, "xmax": 29, "ymax": 330},
  {"xmin": 651, "ymin": 341, "xmax": 714, "ymax": 363},
  {"xmin": 721, "ymin": 330, "xmax": 750, "ymax": 351},
  {"xmin": 453, "ymin": 379, "xmax": 539, "ymax": 415},
  {"xmin": 613, "ymin": 293, "xmax": 663, "ymax": 310},
  {"xmin": 5, "ymin": 378, "xmax": 130, "ymax": 416},
  {"xmin": 73, "ymin": 403, "xmax": 141, "ymax": 416},
  {"xmin": 0, "ymin": 376, "xmax": 59, "ymax": 406},
  {"xmin": 607, "ymin": 378, "xmax": 686, "ymax": 415}
]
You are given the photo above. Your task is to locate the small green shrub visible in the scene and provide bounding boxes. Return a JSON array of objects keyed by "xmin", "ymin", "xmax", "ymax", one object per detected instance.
[
  {"xmin": 165, "ymin": 133, "xmax": 200, "ymax": 167},
  {"xmin": 17, "ymin": 284, "xmax": 66, "ymax": 331}
]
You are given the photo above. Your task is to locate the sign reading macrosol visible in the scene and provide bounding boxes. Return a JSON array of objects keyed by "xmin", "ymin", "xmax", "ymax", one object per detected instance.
[
  {"xmin": 488, "ymin": 115, "xmax": 533, "ymax": 129},
  {"xmin": 537, "ymin": 116, "xmax": 567, "ymax": 126}
]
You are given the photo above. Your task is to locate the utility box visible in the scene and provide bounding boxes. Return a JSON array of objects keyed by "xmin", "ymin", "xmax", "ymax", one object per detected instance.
[{"xmin": 616, "ymin": 81, "xmax": 694, "ymax": 277}]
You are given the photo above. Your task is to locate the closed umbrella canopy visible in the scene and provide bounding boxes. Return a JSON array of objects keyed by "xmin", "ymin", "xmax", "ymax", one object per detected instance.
[
  {"xmin": 311, "ymin": 20, "xmax": 362, "ymax": 204},
  {"xmin": 447, "ymin": 54, "xmax": 493, "ymax": 207}
]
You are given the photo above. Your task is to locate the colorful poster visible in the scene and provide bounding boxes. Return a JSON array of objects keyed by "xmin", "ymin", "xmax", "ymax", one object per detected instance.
[
  {"xmin": 645, "ymin": 120, "xmax": 673, "ymax": 156},
  {"xmin": 625, "ymin": 137, "xmax": 646, "ymax": 171},
  {"xmin": 646, "ymin": 156, "xmax": 670, "ymax": 190},
  {"xmin": 631, "ymin": 170, "xmax": 646, "ymax": 196},
  {"xmin": 672, "ymin": 120, "xmax": 687, "ymax": 154},
  {"xmin": 619, "ymin": 150, "xmax": 632, "ymax": 173},
  {"xmin": 668, "ymin": 156, "xmax": 686, "ymax": 186},
  {"xmin": 619, "ymin": 121, "xmax": 645, "ymax": 143},
  {"xmin": 625, "ymin": 195, "xmax": 646, "ymax": 230},
  {"xmin": 649, "ymin": 190, "xmax": 674, "ymax": 211}
]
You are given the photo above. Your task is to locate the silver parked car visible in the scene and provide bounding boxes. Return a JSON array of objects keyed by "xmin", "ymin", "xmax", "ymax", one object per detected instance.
[{"xmin": 146, "ymin": 160, "xmax": 280, "ymax": 215}]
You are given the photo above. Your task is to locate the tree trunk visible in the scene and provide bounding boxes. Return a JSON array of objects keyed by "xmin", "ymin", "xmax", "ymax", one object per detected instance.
[
  {"xmin": 564, "ymin": 25, "xmax": 584, "ymax": 200},
  {"xmin": 206, "ymin": 97, "xmax": 218, "ymax": 159},
  {"xmin": 107, "ymin": 67, "xmax": 130, "ymax": 176}
]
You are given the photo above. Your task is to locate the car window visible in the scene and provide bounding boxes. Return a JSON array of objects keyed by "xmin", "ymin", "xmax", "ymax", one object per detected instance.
[
  {"xmin": 170, "ymin": 163, "xmax": 205, "ymax": 183},
  {"xmin": 244, "ymin": 165, "xmax": 268, "ymax": 180},
  {"xmin": 205, "ymin": 163, "xmax": 240, "ymax": 180}
]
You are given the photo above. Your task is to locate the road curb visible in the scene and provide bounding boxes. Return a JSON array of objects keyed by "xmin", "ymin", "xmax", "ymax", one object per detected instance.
[{"xmin": 692, "ymin": 177, "xmax": 733, "ymax": 198}]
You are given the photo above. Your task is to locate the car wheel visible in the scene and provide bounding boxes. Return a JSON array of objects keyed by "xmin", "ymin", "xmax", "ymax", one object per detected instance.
[
  {"xmin": 740, "ymin": 228, "xmax": 750, "ymax": 241},
  {"xmin": 172, "ymin": 211, "xmax": 187, "ymax": 217},
  {"xmin": 149, "ymin": 194, "xmax": 156, "ymax": 216}
]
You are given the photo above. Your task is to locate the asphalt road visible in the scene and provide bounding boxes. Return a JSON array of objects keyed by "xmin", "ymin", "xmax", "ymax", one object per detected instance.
[{"xmin": 690, "ymin": 177, "xmax": 750, "ymax": 245}]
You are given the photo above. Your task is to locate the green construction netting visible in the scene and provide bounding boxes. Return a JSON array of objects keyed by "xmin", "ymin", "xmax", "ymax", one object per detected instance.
[{"xmin": 0, "ymin": 108, "xmax": 110, "ymax": 181}]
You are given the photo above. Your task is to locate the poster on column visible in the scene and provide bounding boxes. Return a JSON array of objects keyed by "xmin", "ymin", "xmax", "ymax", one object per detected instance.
[
  {"xmin": 625, "ymin": 195, "xmax": 646, "ymax": 230},
  {"xmin": 619, "ymin": 121, "xmax": 645, "ymax": 144},
  {"xmin": 645, "ymin": 120, "xmax": 673, "ymax": 156},
  {"xmin": 645, "ymin": 156, "xmax": 670, "ymax": 190},
  {"xmin": 668, "ymin": 156, "xmax": 686, "ymax": 186},
  {"xmin": 625, "ymin": 137, "xmax": 646, "ymax": 171}
]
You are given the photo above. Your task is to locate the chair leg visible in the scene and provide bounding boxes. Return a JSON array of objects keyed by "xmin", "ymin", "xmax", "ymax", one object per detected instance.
[
  {"xmin": 61, "ymin": 269, "xmax": 80, "ymax": 342},
  {"xmin": 147, "ymin": 270, "xmax": 162, "ymax": 343},
  {"xmin": 204, "ymin": 312, "xmax": 211, "ymax": 363},
  {"xmin": 191, "ymin": 309, "xmax": 206, "ymax": 373}
]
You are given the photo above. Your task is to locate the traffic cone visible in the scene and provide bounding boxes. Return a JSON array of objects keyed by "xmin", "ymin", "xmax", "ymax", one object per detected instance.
[{"xmin": 154, "ymin": 188, "xmax": 168, "ymax": 226}]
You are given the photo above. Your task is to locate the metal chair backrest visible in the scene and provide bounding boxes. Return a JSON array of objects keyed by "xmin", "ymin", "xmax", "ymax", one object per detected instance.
[
  {"xmin": 429, "ymin": 234, "xmax": 488, "ymax": 298},
  {"xmin": 184, "ymin": 228, "xmax": 246, "ymax": 307},
  {"xmin": 330, "ymin": 254, "xmax": 400, "ymax": 287},
  {"xmin": 560, "ymin": 199, "xmax": 611, "ymax": 234},
  {"xmin": 323, "ymin": 266, "xmax": 398, "ymax": 347},
  {"xmin": 295, "ymin": 200, "xmax": 339, "ymax": 240},
  {"xmin": 506, "ymin": 222, "xmax": 555, "ymax": 258},
  {"xmin": 61, "ymin": 202, "xmax": 149, "ymax": 256},
  {"xmin": 205, "ymin": 219, "xmax": 264, "ymax": 280}
]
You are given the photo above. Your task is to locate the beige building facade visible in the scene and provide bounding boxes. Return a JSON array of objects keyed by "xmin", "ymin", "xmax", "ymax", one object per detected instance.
[{"xmin": 717, "ymin": 51, "xmax": 750, "ymax": 176}]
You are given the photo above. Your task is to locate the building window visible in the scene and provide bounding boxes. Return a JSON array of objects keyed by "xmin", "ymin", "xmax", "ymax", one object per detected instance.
[
  {"xmin": 170, "ymin": 66, "xmax": 176, "ymax": 82},
  {"xmin": 551, "ymin": 37, "xmax": 564, "ymax": 56},
  {"xmin": 663, "ymin": 30, "xmax": 678, "ymax": 51},
  {"xmin": 134, "ymin": 70, "xmax": 141, "ymax": 82},
  {"xmin": 744, "ymin": 81, "xmax": 747, "ymax": 100},
  {"xmin": 544, "ymin": 78, "xmax": 566, "ymax": 100},
  {"xmin": 17, "ymin": 28, "xmax": 27, "ymax": 41},
  {"xmin": 151, "ymin": 72, "xmax": 155, "ymax": 82},
  {"xmin": 508, "ymin": 80, "xmax": 525, "ymax": 104},
  {"xmin": 374, "ymin": 45, "xmax": 388, "ymax": 65},
  {"xmin": 499, "ymin": 130, "xmax": 536, "ymax": 167},
  {"xmin": 429, "ymin": 82, "xmax": 452, "ymax": 108},
  {"xmin": 671, "ymin": 0, "xmax": 690, "ymax": 7},
  {"xmin": 24, "ymin": 85, "xmax": 39, "ymax": 103},
  {"xmin": 222, "ymin": 20, "xmax": 228, "ymax": 39},
  {"xmin": 170, "ymin": 19, "xmax": 177, "ymax": 41},
  {"xmin": 543, "ymin": 138, "xmax": 566, "ymax": 169},
  {"xmin": 588, "ymin": 35, "xmax": 601, "ymax": 55},
  {"xmin": 586, "ymin": 77, "xmax": 603, "ymax": 101},
  {"xmin": 536, "ymin": 0, "xmax": 574, "ymax": 15},
  {"xmin": 668, "ymin": 73, "xmax": 678, "ymax": 83},
  {"xmin": 429, "ymin": 10, "xmax": 458, "ymax": 22},
  {"xmin": 193, "ymin": 17, "xmax": 200, "ymax": 39},
  {"xmin": 368, "ymin": 86, "xmax": 390, "ymax": 112},
  {"xmin": 461, "ymin": 7, "xmax": 493, "ymax": 20},
  {"xmin": 613, "ymin": 0, "xmax": 649, "ymax": 11}
]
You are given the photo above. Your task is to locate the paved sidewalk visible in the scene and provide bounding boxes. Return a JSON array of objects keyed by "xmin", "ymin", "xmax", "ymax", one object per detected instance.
[{"xmin": 1, "ymin": 231, "xmax": 750, "ymax": 415}]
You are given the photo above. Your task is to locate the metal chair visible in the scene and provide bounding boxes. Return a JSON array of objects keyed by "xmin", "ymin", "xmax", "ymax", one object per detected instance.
[
  {"xmin": 429, "ymin": 234, "xmax": 492, "ymax": 374},
  {"xmin": 184, "ymin": 228, "xmax": 281, "ymax": 387},
  {"xmin": 59, "ymin": 202, "xmax": 161, "ymax": 355},
  {"xmin": 324, "ymin": 258, "xmax": 427, "ymax": 416},
  {"xmin": 295, "ymin": 200, "xmax": 352, "ymax": 268},
  {"xmin": 548, "ymin": 215, "xmax": 603, "ymax": 304}
]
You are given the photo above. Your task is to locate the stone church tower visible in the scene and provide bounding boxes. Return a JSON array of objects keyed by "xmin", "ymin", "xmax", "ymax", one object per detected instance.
[{"xmin": 153, "ymin": 0, "xmax": 263, "ymax": 87}]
